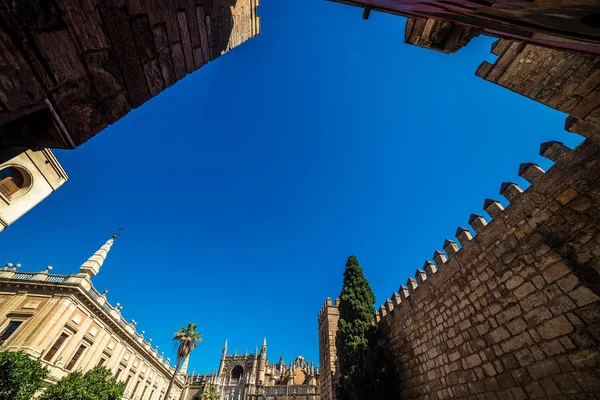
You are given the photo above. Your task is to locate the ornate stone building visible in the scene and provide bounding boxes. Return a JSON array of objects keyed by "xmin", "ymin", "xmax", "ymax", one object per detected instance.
[
  {"xmin": 184, "ymin": 339, "xmax": 320, "ymax": 400},
  {"xmin": 0, "ymin": 148, "xmax": 68, "ymax": 232},
  {"xmin": 0, "ymin": 232, "xmax": 185, "ymax": 400}
]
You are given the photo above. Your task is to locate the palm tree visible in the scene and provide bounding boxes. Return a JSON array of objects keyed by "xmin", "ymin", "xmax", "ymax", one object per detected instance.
[
  {"xmin": 202, "ymin": 385, "xmax": 221, "ymax": 400},
  {"xmin": 163, "ymin": 323, "xmax": 201, "ymax": 400}
]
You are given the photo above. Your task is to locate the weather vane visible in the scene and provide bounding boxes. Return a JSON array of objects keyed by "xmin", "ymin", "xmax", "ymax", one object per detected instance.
[{"xmin": 113, "ymin": 228, "xmax": 123, "ymax": 239}]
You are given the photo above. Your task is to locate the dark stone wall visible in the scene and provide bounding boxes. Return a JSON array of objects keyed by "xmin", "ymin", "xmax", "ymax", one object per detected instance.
[
  {"xmin": 404, "ymin": 17, "xmax": 481, "ymax": 55},
  {"xmin": 0, "ymin": 0, "xmax": 260, "ymax": 149},
  {"xmin": 330, "ymin": 0, "xmax": 600, "ymax": 55},
  {"xmin": 375, "ymin": 138, "xmax": 600, "ymax": 399}
]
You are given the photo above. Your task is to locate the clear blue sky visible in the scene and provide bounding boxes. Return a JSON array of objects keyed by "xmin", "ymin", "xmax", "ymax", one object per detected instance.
[{"xmin": 0, "ymin": 0, "xmax": 583, "ymax": 374}]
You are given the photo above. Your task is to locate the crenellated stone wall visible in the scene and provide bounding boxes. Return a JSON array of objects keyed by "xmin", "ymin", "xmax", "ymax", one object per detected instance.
[
  {"xmin": 372, "ymin": 138, "xmax": 600, "ymax": 399},
  {"xmin": 0, "ymin": 0, "xmax": 260, "ymax": 150},
  {"xmin": 476, "ymin": 40, "xmax": 600, "ymax": 142}
]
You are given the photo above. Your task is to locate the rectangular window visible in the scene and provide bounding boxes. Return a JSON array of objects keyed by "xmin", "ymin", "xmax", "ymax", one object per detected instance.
[
  {"xmin": 132, "ymin": 380, "xmax": 141, "ymax": 397},
  {"xmin": 0, "ymin": 321, "xmax": 22, "ymax": 344},
  {"xmin": 97, "ymin": 357, "xmax": 107, "ymax": 367},
  {"xmin": 140, "ymin": 384, "xmax": 148, "ymax": 400},
  {"xmin": 125, "ymin": 374, "xmax": 132, "ymax": 388},
  {"xmin": 115, "ymin": 368, "xmax": 123, "ymax": 380},
  {"xmin": 44, "ymin": 332, "xmax": 68, "ymax": 361},
  {"xmin": 66, "ymin": 344, "xmax": 87, "ymax": 370},
  {"xmin": 149, "ymin": 389, "xmax": 155, "ymax": 400}
]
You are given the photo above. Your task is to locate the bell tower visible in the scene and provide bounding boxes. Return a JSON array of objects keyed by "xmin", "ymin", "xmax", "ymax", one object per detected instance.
[{"xmin": 0, "ymin": 149, "xmax": 68, "ymax": 232}]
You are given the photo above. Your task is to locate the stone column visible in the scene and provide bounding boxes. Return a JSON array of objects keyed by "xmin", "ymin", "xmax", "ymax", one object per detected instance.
[{"xmin": 35, "ymin": 296, "xmax": 73, "ymax": 352}]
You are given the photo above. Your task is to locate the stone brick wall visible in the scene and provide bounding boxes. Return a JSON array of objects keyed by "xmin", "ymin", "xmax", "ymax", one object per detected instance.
[
  {"xmin": 476, "ymin": 40, "xmax": 600, "ymax": 141},
  {"xmin": 318, "ymin": 298, "xmax": 340, "ymax": 400},
  {"xmin": 404, "ymin": 17, "xmax": 481, "ymax": 55},
  {"xmin": 373, "ymin": 138, "xmax": 600, "ymax": 399},
  {"xmin": 0, "ymin": 0, "xmax": 260, "ymax": 149}
]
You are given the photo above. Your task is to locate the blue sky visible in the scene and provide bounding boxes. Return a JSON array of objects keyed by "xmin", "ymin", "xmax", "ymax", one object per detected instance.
[{"xmin": 0, "ymin": 0, "xmax": 583, "ymax": 374}]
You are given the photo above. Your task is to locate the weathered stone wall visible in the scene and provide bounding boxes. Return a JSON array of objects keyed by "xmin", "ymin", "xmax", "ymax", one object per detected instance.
[
  {"xmin": 404, "ymin": 17, "xmax": 481, "ymax": 54},
  {"xmin": 332, "ymin": 0, "xmax": 600, "ymax": 55},
  {"xmin": 476, "ymin": 40, "xmax": 600, "ymax": 141},
  {"xmin": 0, "ymin": 0, "xmax": 260, "ymax": 150},
  {"xmin": 318, "ymin": 298, "xmax": 340, "ymax": 400},
  {"xmin": 373, "ymin": 138, "xmax": 600, "ymax": 399}
]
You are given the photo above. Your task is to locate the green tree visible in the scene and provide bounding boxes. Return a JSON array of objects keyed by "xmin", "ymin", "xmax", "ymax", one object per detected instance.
[
  {"xmin": 163, "ymin": 323, "xmax": 202, "ymax": 400},
  {"xmin": 39, "ymin": 367, "xmax": 124, "ymax": 400},
  {"xmin": 335, "ymin": 255, "xmax": 394, "ymax": 400},
  {"xmin": 202, "ymin": 385, "xmax": 221, "ymax": 400},
  {"xmin": 0, "ymin": 350, "xmax": 48, "ymax": 400}
]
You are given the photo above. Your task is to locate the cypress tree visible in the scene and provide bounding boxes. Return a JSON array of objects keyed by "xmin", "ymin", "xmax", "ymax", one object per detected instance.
[
  {"xmin": 335, "ymin": 255, "xmax": 395, "ymax": 400},
  {"xmin": 335, "ymin": 255, "xmax": 376, "ymax": 400}
]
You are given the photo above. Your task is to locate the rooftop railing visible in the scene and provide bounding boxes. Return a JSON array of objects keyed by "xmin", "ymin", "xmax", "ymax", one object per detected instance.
[{"xmin": 0, "ymin": 268, "xmax": 179, "ymax": 377}]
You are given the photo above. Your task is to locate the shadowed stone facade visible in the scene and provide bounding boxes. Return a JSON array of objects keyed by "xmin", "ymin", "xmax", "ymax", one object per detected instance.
[
  {"xmin": 331, "ymin": 0, "xmax": 600, "ymax": 55},
  {"xmin": 319, "ymin": 137, "xmax": 600, "ymax": 399},
  {"xmin": 0, "ymin": 0, "xmax": 260, "ymax": 151}
]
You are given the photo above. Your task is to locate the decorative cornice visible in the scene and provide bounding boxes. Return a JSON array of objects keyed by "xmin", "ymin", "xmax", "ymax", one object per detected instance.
[{"xmin": 0, "ymin": 275, "xmax": 184, "ymax": 387}]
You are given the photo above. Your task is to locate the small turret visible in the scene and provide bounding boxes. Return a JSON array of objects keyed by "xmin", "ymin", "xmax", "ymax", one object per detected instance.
[
  {"xmin": 218, "ymin": 339, "xmax": 227, "ymax": 376},
  {"xmin": 258, "ymin": 337, "xmax": 267, "ymax": 384}
]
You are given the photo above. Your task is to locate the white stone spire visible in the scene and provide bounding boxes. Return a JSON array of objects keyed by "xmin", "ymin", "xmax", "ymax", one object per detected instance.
[{"xmin": 80, "ymin": 229, "xmax": 121, "ymax": 277}]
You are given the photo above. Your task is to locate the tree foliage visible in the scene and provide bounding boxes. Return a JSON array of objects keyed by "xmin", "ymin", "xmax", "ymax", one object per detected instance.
[
  {"xmin": 163, "ymin": 323, "xmax": 202, "ymax": 400},
  {"xmin": 39, "ymin": 367, "xmax": 124, "ymax": 400},
  {"xmin": 0, "ymin": 350, "xmax": 48, "ymax": 400},
  {"xmin": 202, "ymin": 385, "xmax": 221, "ymax": 400},
  {"xmin": 335, "ymin": 256, "xmax": 395, "ymax": 400}
]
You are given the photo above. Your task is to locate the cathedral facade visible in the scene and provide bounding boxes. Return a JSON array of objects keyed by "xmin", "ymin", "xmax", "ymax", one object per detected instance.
[{"xmin": 184, "ymin": 339, "xmax": 320, "ymax": 400}]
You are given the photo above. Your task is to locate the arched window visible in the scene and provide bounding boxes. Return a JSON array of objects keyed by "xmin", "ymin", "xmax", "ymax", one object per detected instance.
[
  {"xmin": 0, "ymin": 167, "xmax": 27, "ymax": 199},
  {"xmin": 231, "ymin": 365, "xmax": 243, "ymax": 380}
]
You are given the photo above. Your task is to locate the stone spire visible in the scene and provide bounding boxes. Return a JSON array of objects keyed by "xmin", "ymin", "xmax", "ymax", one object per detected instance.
[
  {"xmin": 261, "ymin": 337, "xmax": 267, "ymax": 353},
  {"xmin": 80, "ymin": 229, "xmax": 121, "ymax": 277},
  {"xmin": 218, "ymin": 339, "xmax": 227, "ymax": 377},
  {"xmin": 258, "ymin": 337, "xmax": 267, "ymax": 384}
]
